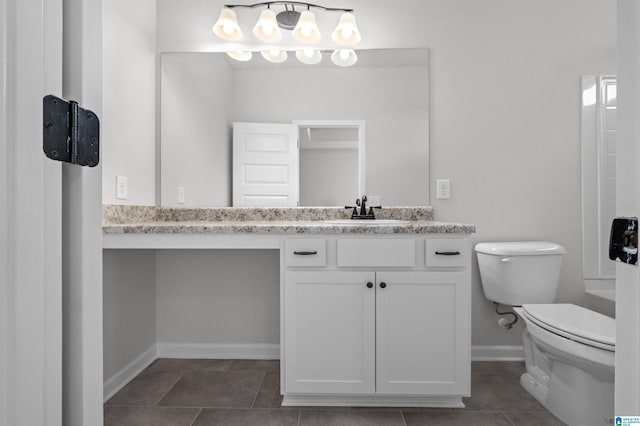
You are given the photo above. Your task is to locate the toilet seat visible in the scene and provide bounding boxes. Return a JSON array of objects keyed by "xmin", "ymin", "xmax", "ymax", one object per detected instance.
[{"xmin": 521, "ymin": 304, "xmax": 615, "ymax": 351}]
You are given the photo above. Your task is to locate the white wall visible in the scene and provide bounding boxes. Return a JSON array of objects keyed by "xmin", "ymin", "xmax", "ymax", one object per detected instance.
[
  {"xmin": 422, "ymin": 1, "xmax": 617, "ymax": 342},
  {"xmin": 103, "ymin": 251, "xmax": 156, "ymax": 382},
  {"xmin": 156, "ymin": 250, "xmax": 280, "ymax": 345},
  {"xmin": 102, "ymin": 0, "xmax": 616, "ymax": 358},
  {"xmin": 152, "ymin": 0, "xmax": 617, "ymax": 348},
  {"xmin": 102, "ymin": 0, "xmax": 156, "ymax": 205},
  {"xmin": 300, "ymin": 148, "xmax": 359, "ymax": 206},
  {"xmin": 160, "ymin": 53, "xmax": 233, "ymax": 207}
]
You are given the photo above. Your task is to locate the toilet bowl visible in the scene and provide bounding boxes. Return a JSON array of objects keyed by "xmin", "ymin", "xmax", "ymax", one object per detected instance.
[
  {"xmin": 475, "ymin": 242, "xmax": 616, "ymax": 426},
  {"xmin": 515, "ymin": 304, "xmax": 615, "ymax": 426}
]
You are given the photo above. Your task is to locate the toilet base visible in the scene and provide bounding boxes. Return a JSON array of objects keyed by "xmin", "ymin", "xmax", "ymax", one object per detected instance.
[{"xmin": 521, "ymin": 329, "xmax": 614, "ymax": 426}]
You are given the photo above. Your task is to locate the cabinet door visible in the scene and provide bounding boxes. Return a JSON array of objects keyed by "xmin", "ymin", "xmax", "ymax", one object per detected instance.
[
  {"xmin": 284, "ymin": 271, "xmax": 376, "ymax": 394},
  {"xmin": 376, "ymin": 271, "xmax": 470, "ymax": 395}
]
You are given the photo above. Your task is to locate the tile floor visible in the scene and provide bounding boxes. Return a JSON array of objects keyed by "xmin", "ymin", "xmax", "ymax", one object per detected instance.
[{"xmin": 104, "ymin": 359, "xmax": 566, "ymax": 425}]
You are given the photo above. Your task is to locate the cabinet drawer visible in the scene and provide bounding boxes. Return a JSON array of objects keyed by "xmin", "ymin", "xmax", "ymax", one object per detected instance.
[
  {"xmin": 337, "ymin": 239, "xmax": 415, "ymax": 267},
  {"xmin": 425, "ymin": 238, "xmax": 469, "ymax": 268},
  {"xmin": 285, "ymin": 239, "xmax": 327, "ymax": 267}
]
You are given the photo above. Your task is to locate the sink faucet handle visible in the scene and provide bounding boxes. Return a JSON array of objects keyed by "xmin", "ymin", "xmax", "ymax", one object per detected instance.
[{"xmin": 345, "ymin": 204, "xmax": 358, "ymax": 218}]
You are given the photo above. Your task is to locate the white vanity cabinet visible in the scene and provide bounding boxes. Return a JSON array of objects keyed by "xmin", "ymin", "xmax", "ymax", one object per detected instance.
[{"xmin": 281, "ymin": 235, "xmax": 471, "ymax": 407}]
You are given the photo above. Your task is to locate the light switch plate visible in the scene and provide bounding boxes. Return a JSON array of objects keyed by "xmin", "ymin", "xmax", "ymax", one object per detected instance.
[
  {"xmin": 178, "ymin": 186, "xmax": 185, "ymax": 204},
  {"xmin": 116, "ymin": 175, "xmax": 128, "ymax": 200},
  {"xmin": 436, "ymin": 179, "xmax": 450, "ymax": 200}
]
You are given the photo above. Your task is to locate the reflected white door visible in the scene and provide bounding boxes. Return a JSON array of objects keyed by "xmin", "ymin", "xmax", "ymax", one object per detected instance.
[{"xmin": 233, "ymin": 122, "xmax": 298, "ymax": 207}]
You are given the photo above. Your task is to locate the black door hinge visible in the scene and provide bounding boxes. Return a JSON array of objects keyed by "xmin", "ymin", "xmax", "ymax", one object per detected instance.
[{"xmin": 43, "ymin": 94, "xmax": 100, "ymax": 167}]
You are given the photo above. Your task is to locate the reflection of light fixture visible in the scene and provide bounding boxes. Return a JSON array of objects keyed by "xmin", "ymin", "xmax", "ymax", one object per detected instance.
[
  {"xmin": 214, "ymin": 2, "xmax": 361, "ymax": 66},
  {"xmin": 261, "ymin": 49, "xmax": 288, "ymax": 63},
  {"xmin": 296, "ymin": 48, "xmax": 322, "ymax": 65},
  {"xmin": 331, "ymin": 49, "xmax": 357, "ymax": 67},
  {"xmin": 226, "ymin": 50, "xmax": 253, "ymax": 61},
  {"xmin": 212, "ymin": 7, "xmax": 243, "ymax": 41}
]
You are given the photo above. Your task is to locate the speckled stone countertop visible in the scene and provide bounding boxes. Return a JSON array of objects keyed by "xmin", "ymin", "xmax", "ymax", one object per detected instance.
[{"xmin": 103, "ymin": 205, "xmax": 475, "ymax": 235}]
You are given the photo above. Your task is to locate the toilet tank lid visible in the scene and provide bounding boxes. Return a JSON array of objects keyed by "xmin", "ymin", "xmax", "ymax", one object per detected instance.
[{"xmin": 475, "ymin": 241, "xmax": 566, "ymax": 256}]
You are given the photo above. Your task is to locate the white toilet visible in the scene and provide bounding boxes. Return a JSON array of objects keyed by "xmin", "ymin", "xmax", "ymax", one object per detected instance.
[{"xmin": 475, "ymin": 241, "xmax": 615, "ymax": 426}]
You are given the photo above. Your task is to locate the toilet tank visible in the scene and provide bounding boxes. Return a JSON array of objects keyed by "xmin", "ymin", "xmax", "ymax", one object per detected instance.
[{"xmin": 475, "ymin": 241, "xmax": 566, "ymax": 306}]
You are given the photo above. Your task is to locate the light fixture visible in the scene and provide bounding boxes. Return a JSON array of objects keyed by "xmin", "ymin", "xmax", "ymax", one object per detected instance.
[
  {"xmin": 212, "ymin": 7, "xmax": 243, "ymax": 41},
  {"xmin": 295, "ymin": 48, "xmax": 322, "ymax": 65},
  {"xmin": 331, "ymin": 12, "xmax": 361, "ymax": 46},
  {"xmin": 261, "ymin": 49, "xmax": 288, "ymax": 63},
  {"xmin": 292, "ymin": 10, "xmax": 321, "ymax": 43},
  {"xmin": 213, "ymin": 2, "xmax": 361, "ymax": 66},
  {"xmin": 331, "ymin": 49, "xmax": 357, "ymax": 67},
  {"xmin": 252, "ymin": 8, "xmax": 282, "ymax": 42},
  {"xmin": 226, "ymin": 50, "xmax": 253, "ymax": 61}
]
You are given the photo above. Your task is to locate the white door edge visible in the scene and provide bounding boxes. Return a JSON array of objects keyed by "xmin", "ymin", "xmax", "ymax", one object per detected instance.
[{"xmin": 61, "ymin": 0, "xmax": 104, "ymax": 425}]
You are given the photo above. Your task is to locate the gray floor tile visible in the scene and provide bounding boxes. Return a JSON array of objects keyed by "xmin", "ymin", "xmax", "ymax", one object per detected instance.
[
  {"xmin": 228, "ymin": 359, "xmax": 280, "ymax": 371},
  {"xmin": 299, "ymin": 410, "xmax": 405, "ymax": 426},
  {"xmin": 252, "ymin": 370, "xmax": 284, "ymax": 408},
  {"xmin": 462, "ymin": 373, "xmax": 544, "ymax": 412},
  {"xmin": 471, "ymin": 361, "xmax": 526, "ymax": 378},
  {"xmin": 504, "ymin": 411, "xmax": 567, "ymax": 425},
  {"xmin": 106, "ymin": 370, "xmax": 184, "ymax": 406},
  {"xmin": 104, "ymin": 406, "xmax": 200, "ymax": 426},
  {"xmin": 193, "ymin": 408, "xmax": 299, "ymax": 426},
  {"xmin": 158, "ymin": 370, "xmax": 266, "ymax": 408},
  {"xmin": 145, "ymin": 358, "xmax": 233, "ymax": 373},
  {"xmin": 403, "ymin": 411, "xmax": 513, "ymax": 426}
]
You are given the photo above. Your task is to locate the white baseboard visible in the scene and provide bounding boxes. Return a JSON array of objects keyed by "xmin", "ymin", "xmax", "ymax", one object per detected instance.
[
  {"xmin": 282, "ymin": 394, "xmax": 464, "ymax": 408},
  {"xmin": 471, "ymin": 345, "xmax": 524, "ymax": 361},
  {"xmin": 156, "ymin": 342, "xmax": 280, "ymax": 360},
  {"xmin": 103, "ymin": 344, "xmax": 158, "ymax": 402}
]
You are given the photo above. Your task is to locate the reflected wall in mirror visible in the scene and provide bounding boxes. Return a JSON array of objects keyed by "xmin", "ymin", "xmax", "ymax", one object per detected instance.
[
  {"xmin": 160, "ymin": 48, "xmax": 429, "ymax": 207},
  {"xmin": 232, "ymin": 120, "xmax": 365, "ymax": 207}
]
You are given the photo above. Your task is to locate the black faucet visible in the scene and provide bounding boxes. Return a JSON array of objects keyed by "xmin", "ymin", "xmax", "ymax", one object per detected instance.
[
  {"xmin": 359, "ymin": 195, "xmax": 368, "ymax": 216},
  {"xmin": 345, "ymin": 195, "xmax": 382, "ymax": 219}
]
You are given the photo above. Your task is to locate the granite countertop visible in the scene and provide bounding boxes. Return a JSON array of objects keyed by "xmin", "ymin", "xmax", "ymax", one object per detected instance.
[{"xmin": 102, "ymin": 205, "xmax": 476, "ymax": 235}]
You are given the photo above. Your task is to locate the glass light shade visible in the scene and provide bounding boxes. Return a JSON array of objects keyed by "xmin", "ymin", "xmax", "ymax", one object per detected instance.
[
  {"xmin": 331, "ymin": 49, "xmax": 357, "ymax": 67},
  {"xmin": 331, "ymin": 12, "xmax": 361, "ymax": 46},
  {"xmin": 292, "ymin": 10, "xmax": 321, "ymax": 44},
  {"xmin": 226, "ymin": 50, "xmax": 253, "ymax": 62},
  {"xmin": 252, "ymin": 9, "xmax": 282, "ymax": 42},
  {"xmin": 296, "ymin": 48, "xmax": 322, "ymax": 65},
  {"xmin": 261, "ymin": 49, "xmax": 288, "ymax": 63},
  {"xmin": 212, "ymin": 8, "xmax": 243, "ymax": 41}
]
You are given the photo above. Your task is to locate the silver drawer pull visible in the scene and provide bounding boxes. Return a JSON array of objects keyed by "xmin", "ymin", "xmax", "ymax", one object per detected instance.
[
  {"xmin": 294, "ymin": 251, "xmax": 318, "ymax": 256},
  {"xmin": 435, "ymin": 251, "xmax": 461, "ymax": 256}
]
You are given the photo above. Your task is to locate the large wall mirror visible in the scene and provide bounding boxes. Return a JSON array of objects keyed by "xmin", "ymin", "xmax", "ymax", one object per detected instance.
[{"xmin": 160, "ymin": 48, "xmax": 429, "ymax": 207}]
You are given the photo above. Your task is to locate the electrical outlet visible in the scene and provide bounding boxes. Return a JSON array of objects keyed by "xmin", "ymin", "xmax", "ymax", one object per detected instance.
[
  {"xmin": 116, "ymin": 175, "xmax": 128, "ymax": 200},
  {"xmin": 178, "ymin": 186, "xmax": 185, "ymax": 204},
  {"xmin": 436, "ymin": 179, "xmax": 450, "ymax": 200}
]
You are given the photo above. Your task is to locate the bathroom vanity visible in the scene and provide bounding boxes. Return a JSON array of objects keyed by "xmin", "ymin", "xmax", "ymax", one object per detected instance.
[
  {"xmin": 281, "ymin": 234, "xmax": 471, "ymax": 407},
  {"xmin": 103, "ymin": 206, "xmax": 474, "ymax": 407}
]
